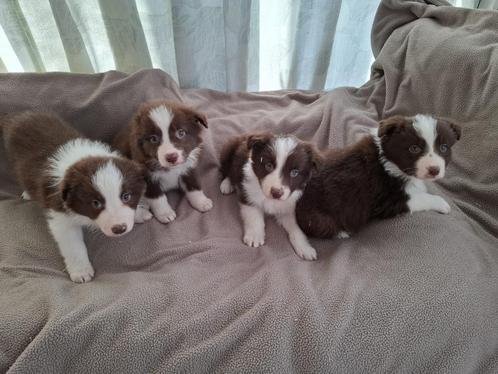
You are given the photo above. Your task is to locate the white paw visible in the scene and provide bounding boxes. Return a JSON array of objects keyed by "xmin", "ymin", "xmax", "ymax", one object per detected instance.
[
  {"xmin": 68, "ymin": 264, "xmax": 95, "ymax": 283},
  {"xmin": 433, "ymin": 197, "xmax": 451, "ymax": 214},
  {"xmin": 220, "ymin": 178, "xmax": 234, "ymax": 194},
  {"xmin": 294, "ymin": 245, "xmax": 318, "ymax": 261},
  {"xmin": 187, "ymin": 191, "xmax": 213, "ymax": 212},
  {"xmin": 21, "ymin": 191, "xmax": 31, "ymax": 200},
  {"xmin": 243, "ymin": 229, "xmax": 265, "ymax": 248},
  {"xmin": 193, "ymin": 196, "xmax": 213, "ymax": 212},
  {"xmin": 154, "ymin": 208, "xmax": 177, "ymax": 223},
  {"xmin": 337, "ymin": 231, "xmax": 350, "ymax": 239},
  {"xmin": 134, "ymin": 205, "xmax": 153, "ymax": 223}
]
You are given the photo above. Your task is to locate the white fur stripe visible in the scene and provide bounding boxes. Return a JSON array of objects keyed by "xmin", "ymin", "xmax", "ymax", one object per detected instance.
[{"xmin": 48, "ymin": 138, "xmax": 119, "ymax": 184}]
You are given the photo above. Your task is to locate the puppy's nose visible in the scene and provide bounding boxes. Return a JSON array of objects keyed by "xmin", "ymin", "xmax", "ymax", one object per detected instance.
[
  {"xmin": 165, "ymin": 153, "xmax": 179, "ymax": 164},
  {"xmin": 111, "ymin": 224, "xmax": 127, "ymax": 235},
  {"xmin": 271, "ymin": 187, "xmax": 284, "ymax": 199},
  {"xmin": 427, "ymin": 166, "xmax": 440, "ymax": 177}
]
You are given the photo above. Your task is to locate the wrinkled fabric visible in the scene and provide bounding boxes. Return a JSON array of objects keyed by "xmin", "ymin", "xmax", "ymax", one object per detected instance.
[{"xmin": 1, "ymin": 1, "xmax": 498, "ymax": 372}]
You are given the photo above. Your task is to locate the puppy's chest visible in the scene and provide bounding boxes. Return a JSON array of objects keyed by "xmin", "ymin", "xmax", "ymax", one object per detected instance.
[
  {"xmin": 151, "ymin": 164, "xmax": 192, "ymax": 191},
  {"xmin": 241, "ymin": 177, "xmax": 295, "ymax": 216}
]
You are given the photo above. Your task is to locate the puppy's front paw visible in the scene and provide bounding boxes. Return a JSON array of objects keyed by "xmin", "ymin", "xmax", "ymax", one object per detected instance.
[
  {"xmin": 134, "ymin": 205, "xmax": 153, "ymax": 223},
  {"xmin": 337, "ymin": 231, "xmax": 350, "ymax": 239},
  {"xmin": 220, "ymin": 178, "xmax": 234, "ymax": 195},
  {"xmin": 243, "ymin": 229, "xmax": 265, "ymax": 248},
  {"xmin": 21, "ymin": 191, "xmax": 31, "ymax": 200},
  {"xmin": 155, "ymin": 208, "xmax": 177, "ymax": 223},
  {"xmin": 193, "ymin": 196, "xmax": 213, "ymax": 212},
  {"xmin": 68, "ymin": 264, "xmax": 95, "ymax": 283},
  {"xmin": 433, "ymin": 197, "xmax": 451, "ymax": 214},
  {"xmin": 294, "ymin": 245, "xmax": 318, "ymax": 261},
  {"xmin": 187, "ymin": 191, "xmax": 213, "ymax": 212}
]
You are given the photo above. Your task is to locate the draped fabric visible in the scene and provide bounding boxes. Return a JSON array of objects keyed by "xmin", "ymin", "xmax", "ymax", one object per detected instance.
[
  {"xmin": 0, "ymin": 0, "xmax": 380, "ymax": 91},
  {"xmin": 0, "ymin": 0, "xmax": 493, "ymax": 91}
]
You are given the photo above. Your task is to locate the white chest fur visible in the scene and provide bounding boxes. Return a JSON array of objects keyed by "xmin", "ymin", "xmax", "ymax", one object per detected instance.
[{"xmin": 150, "ymin": 147, "xmax": 200, "ymax": 192}]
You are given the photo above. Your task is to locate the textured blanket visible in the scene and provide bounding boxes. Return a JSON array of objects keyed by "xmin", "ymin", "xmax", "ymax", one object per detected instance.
[{"xmin": 1, "ymin": 0, "xmax": 497, "ymax": 372}]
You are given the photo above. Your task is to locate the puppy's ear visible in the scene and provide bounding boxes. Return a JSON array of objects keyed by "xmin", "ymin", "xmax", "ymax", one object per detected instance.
[
  {"xmin": 439, "ymin": 118, "xmax": 461, "ymax": 142},
  {"xmin": 247, "ymin": 133, "xmax": 271, "ymax": 151},
  {"xmin": 303, "ymin": 142, "xmax": 321, "ymax": 174},
  {"xmin": 193, "ymin": 111, "xmax": 208, "ymax": 128},
  {"xmin": 378, "ymin": 115, "xmax": 409, "ymax": 138},
  {"xmin": 61, "ymin": 183, "xmax": 72, "ymax": 202}
]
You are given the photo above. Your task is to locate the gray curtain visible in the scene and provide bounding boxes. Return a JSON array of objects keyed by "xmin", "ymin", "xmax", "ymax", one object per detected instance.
[{"xmin": 0, "ymin": 0, "xmax": 381, "ymax": 91}]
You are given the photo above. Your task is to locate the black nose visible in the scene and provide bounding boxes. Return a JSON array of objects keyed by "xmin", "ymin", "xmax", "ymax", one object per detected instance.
[
  {"xmin": 427, "ymin": 166, "xmax": 440, "ymax": 177},
  {"xmin": 166, "ymin": 153, "xmax": 178, "ymax": 164},
  {"xmin": 271, "ymin": 187, "xmax": 284, "ymax": 199},
  {"xmin": 111, "ymin": 224, "xmax": 127, "ymax": 235}
]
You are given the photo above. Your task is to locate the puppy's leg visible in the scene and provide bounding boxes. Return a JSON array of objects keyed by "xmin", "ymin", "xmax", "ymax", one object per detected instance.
[
  {"xmin": 220, "ymin": 177, "xmax": 234, "ymax": 195},
  {"xmin": 47, "ymin": 211, "xmax": 94, "ymax": 283},
  {"xmin": 134, "ymin": 196, "xmax": 153, "ymax": 223},
  {"xmin": 180, "ymin": 171, "xmax": 213, "ymax": 213},
  {"xmin": 145, "ymin": 179, "xmax": 176, "ymax": 223},
  {"xmin": 240, "ymin": 203, "xmax": 265, "ymax": 247},
  {"xmin": 407, "ymin": 192, "xmax": 451, "ymax": 214},
  {"xmin": 277, "ymin": 213, "xmax": 317, "ymax": 261}
]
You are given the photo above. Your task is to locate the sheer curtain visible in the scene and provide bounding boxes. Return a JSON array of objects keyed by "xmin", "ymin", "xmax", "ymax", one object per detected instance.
[{"xmin": 0, "ymin": 0, "xmax": 380, "ymax": 91}]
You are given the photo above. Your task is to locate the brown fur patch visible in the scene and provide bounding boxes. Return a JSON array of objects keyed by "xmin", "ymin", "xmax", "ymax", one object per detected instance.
[
  {"xmin": 219, "ymin": 132, "xmax": 318, "ymax": 204},
  {"xmin": 3, "ymin": 112, "xmax": 146, "ymax": 218}
]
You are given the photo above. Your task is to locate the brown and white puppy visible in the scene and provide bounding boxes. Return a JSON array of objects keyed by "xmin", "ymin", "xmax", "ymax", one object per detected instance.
[
  {"xmin": 1, "ymin": 112, "xmax": 146, "ymax": 283},
  {"xmin": 113, "ymin": 101, "xmax": 212, "ymax": 224},
  {"xmin": 220, "ymin": 133, "xmax": 319, "ymax": 260},
  {"xmin": 296, "ymin": 114, "xmax": 461, "ymax": 238}
]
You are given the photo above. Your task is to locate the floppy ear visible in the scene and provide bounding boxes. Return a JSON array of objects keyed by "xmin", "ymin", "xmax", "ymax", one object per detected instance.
[
  {"xmin": 61, "ymin": 183, "xmax": 72, "ymax": 202},
  {"xmin": 378, "ymin": 115, "xmax": 409, "ymax": 138},
  {"xmin": 303, "ymin": 142, "xmax": 321, "ymax": 174},
  {"xmin": 450, "ymin": 123, "xmax": 462, "ymax": 141},
  {"xmin": 193, "ymin": 112, "xmax": 208, "ymax": 128},
  {"xmin": 438, "ymin": 118, "xmax": 462, "ymax": 142},
  {"xmin": 247, "ymin": 133, "xmax": 271, "ymax": 151}
]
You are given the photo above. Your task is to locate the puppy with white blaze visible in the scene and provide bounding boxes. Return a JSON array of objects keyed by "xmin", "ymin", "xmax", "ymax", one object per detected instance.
[
  {"xmin": 1, "ymin": 112, "xmax": 146, "ymax": 283},
  {"xmin": 296, "ymin": 114, "xmax": 461, "ymax": 239},
  {"xmin": 113, "ymin": 101, "xmax": 212, "ymax": 224},
  {"xmin": 220, "ymin": 133, "xmax": 319, "ymax": 260}
]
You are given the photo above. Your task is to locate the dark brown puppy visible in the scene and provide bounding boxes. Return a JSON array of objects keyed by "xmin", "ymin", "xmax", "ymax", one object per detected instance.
[
  {"xmin": 220, "ymin": 132, "xmax": 319, "ymax": 260},
  {"xmin": 296, "ymin": 114, "xmax": 461, "ymax": 238},
  {"xmin": 114, "ymin": 101, "xmax": 211, "ymax": 224},
  {"xmin": 2, "ymin": 112, "xmax": 146, "ymax": 282}
]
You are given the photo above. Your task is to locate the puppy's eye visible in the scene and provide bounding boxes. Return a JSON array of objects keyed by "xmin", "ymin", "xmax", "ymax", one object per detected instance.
[
  {"xmin": 148, "ymin": 135, "xmax": 160, "ymax": 144},
  {"xmin": 409, "ymin": 145, "xmax": 422, "ymax": 154},
  {"xmin": 121, "ymin": 192, "xmax": 131, "ymax": 203},
  {"xmin": 92, "ymin": 200, "xmax": 102, "ymax": 209},
  {"xmin": 176, "ymin": 129, "xmax": 186, "ymax": 139},
  {"xmin": 439, "ymin": 144, "xmax": 449, "ymax": 153},
  {"xmin": 265, "ymin": 162, "xmax": 274, "ymax": 172},
  {"xmin": 290, "ymin": 169, "xmax": 300, "ymax": 178}
]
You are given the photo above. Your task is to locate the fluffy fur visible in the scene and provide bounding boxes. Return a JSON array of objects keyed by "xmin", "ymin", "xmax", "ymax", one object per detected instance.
[
  {"xmin": 219, "ymin": 133, "xmax": 319, "ymax": 260},
  {"xmin": 2, "ymin": 112, "xmax": 146, "ymax": 282},
  {"xmin": 296, "ymin": 114, "xmax": 461, "ymax": 238},
  {"xmin": 113, "ymin": 101, "xmax": 212, "ymax": 224}
]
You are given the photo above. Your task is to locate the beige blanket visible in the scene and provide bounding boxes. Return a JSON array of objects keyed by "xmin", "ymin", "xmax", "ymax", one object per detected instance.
[{"xmin": 1, "ymin": 0, "xmax": 497, "ymax": 372}]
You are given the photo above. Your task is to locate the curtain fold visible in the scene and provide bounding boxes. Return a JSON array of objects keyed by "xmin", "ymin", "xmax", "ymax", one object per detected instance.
[{"xmin": 0, "ymin": 0, "xmax": 381, "ymax": 91}]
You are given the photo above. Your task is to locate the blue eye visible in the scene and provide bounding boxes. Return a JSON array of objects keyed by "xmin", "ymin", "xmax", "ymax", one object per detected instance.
[
  {"xmin": 148, "ymin": 135, "xmax": 159, "ymax": 144},
  {"xmin": 409, "ymin": 145, "xmax": 422, "ymax": 154},
  {"xmin": 265, "ymin": 162, "xmax": 274, "ymax": 172},
  {"xmin": 440, "ymin": 144, "xmax": 449, "ymax": 153},
  {"xmin": 121, "ymin": 192, "xmax": 131, "ymax": 203},
  {"xmin": 290, "ymin": 169, "xmax": 300, "ymax": 178},
  {"xmin": 92, "ymin": 200, "xmax": 102, "ymax": 209},
  {"xmin": 176, "ymin": 129, "xmax": 186, "ymax": 139}
]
